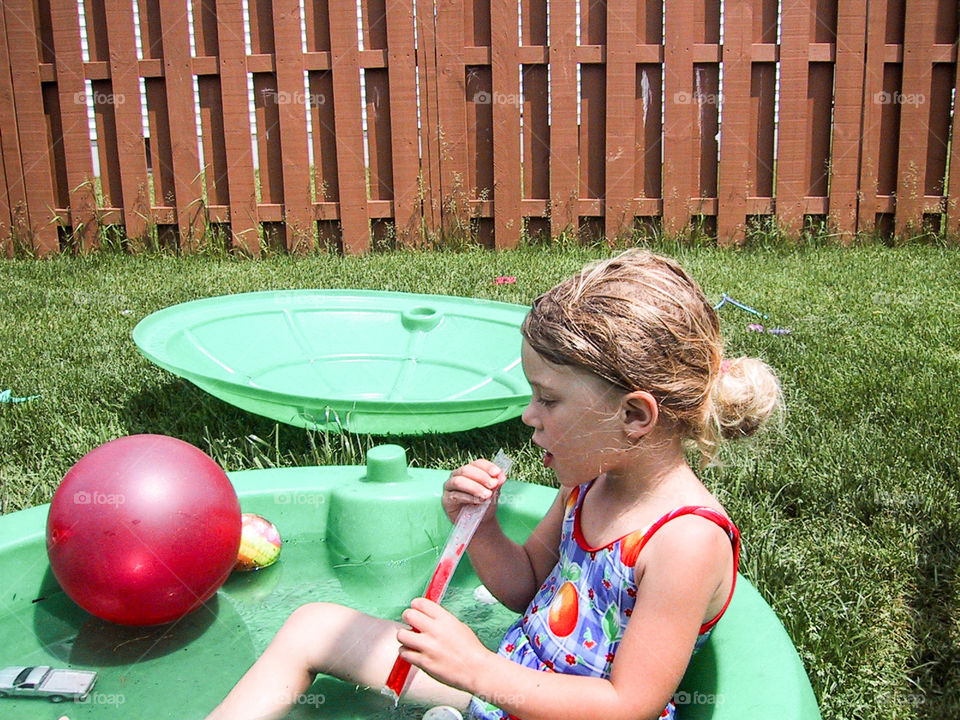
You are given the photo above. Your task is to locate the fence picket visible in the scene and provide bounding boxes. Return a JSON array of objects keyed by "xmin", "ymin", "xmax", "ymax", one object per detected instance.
[
  {"xmin": 102, "ymin": 0, "xmax": 151, "ymax": 244},
  {"xmin": 383, "ymin": 0, "xmax": 421, "ymax": 245},
  {"xmin": 4, "ymin": 0, "xmax": 59, "ymax": 254},
  {"xmin": 273, "ymin": 0, "xmax": 314, "ymax": 251},
  {"xmin": 491, "ymin": 0, "xmax": 522, "ymax": 248},
  {"xmin": 548, "ymin": 0, "xmax": 578, "ymax": 238},
  {"xmin": 775, "ymin": 0, "xmax": 810, "ymax": 235},
  {"xmin": 829, "ymin": 0, "xmax": 868, "ymax": 242},
  {"xmin": 603, "ymin": 0, "xmax": 636, "ymax": 243},
  {"xmin": 662, "ymin": 0, "xmax": 696, "ymax": 235},
  {"xmin": 50, "ymin": 0, "xmax": 98, "ymax": 251},
  {"xmin": 329, "ymin": 0, "xmax": 370, "ymax": 252},
  {"xmin": 716, "ymin": 0, "xmax": 750, "ymax": 244},
  {"xmin": 435, "ymin": 0, "xmax": 469, "ymax": 239},
  {"xmin": 216, "ymin": 0, "xmax": 260, "ymax": 254}
]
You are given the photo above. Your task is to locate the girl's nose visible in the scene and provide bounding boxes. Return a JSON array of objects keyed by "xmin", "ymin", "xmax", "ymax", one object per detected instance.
[{"xmin": 521, "ymin": 401, "xmax": 537, "ymax": 428}]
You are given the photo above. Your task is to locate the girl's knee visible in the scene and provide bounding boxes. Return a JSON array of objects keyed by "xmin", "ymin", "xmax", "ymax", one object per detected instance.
[{"xmin": 285, "ymin": 602, "xmax": 349, "ymax": 632}]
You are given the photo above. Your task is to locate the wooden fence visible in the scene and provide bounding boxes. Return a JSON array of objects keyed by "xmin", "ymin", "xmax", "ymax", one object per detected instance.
[{"xmin": 1, "ymin": 0, "xmax": 959, "ymax": 255}]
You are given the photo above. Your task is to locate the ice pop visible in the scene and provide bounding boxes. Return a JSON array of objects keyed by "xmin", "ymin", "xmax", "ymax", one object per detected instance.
[{"xmin": 383, "ymin": 450, "xmax": 513, "ymax": 704}]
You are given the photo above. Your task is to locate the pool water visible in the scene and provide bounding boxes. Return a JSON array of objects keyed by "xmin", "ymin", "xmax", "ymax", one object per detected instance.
[{"xmin": 0, "ymin": 535, "xmax": 519, "ymax": 719}]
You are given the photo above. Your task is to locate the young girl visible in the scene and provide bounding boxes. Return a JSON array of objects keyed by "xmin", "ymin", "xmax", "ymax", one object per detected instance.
[{"xmin": 206, "ymin": 250, "xmax": 781, "ymax": 720}]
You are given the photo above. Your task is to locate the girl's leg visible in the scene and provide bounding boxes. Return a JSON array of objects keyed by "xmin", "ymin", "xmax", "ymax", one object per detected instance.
[{"xmin": 204, "ymin": 602, "xmax": 472, "ymax": 720}]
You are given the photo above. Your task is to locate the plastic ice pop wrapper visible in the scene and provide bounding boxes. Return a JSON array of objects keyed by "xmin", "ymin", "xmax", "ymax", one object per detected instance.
[{"xmin": 383, "ymin": 450, "xmax": 514, "ymax": 704}]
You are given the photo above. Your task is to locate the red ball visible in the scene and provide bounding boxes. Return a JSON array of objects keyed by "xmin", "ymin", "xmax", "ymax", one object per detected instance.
[{"xmin": 46, "ymin": 434, "xmax": 242, "ymax": 625}]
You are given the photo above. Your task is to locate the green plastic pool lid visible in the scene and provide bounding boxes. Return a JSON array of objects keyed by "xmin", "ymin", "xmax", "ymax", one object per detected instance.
[{"xmin": 132, "ymin": 290, "xmax": 533, "ymax": 435}]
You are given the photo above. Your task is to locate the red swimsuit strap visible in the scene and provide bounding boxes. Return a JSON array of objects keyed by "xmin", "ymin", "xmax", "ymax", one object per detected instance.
[{"xmin": 637, "ymin": 505, "xmax": 741, "ymax": 634}]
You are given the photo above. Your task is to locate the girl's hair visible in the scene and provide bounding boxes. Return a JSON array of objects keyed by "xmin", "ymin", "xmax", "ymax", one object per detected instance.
[{"xmin": 521, "ymin": 250, "xmax": 782, "ymax": 464}]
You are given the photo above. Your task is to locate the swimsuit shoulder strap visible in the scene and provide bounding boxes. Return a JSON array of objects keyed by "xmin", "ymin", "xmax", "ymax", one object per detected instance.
[{"xmin": 637, "ymin": 506, "xmax": 741, "ymax": 634}]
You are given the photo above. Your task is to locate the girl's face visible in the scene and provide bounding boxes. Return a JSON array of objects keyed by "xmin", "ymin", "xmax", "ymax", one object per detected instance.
[{"xmin": 520, "ymin": 341, "xmax": 628, "ymax": 487}]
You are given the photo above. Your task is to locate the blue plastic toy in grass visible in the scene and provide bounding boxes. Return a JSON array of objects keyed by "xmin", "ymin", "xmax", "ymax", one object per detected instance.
[
  {"xmin": 713, "ymin": 293, "xmax": 769, "ymax": 320},
  {"xmin": 715, "ymin": 294, "xmax": 792, "ymax": 335},
  {"xmin": 0, "ymin": 389, "xmax": 40, "ymax": 404}
]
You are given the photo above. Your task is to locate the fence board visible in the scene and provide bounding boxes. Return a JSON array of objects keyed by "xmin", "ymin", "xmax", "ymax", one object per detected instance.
[
  {"xmin": 156, "ymin": 1, "xmax": 205, "ymax": 247},
  {"xmin": 829, "ymin": 0, "xmax": 867, "ymax": 241},
  {"xmin": 4, "ymin": 0, "xmax": 59, "ymax": 254},
  {"xmin": 435, "ymin": 0, "xmax": 469, "ymax": 237},
  {"xmin": 329, "ymin": 0, "xmax": 370, "ymax": 252},
  {"xmin": 216, "ymin": 0, "xmax": 260, "ymax": 254},
  {"xmin": 894, "ymin": 0, "xmax": 936, "ymax": 235},
  {"xmin": 0, "ymin": 123, "xmax": 10, "ymax": 256},
  {"xmin": 81, "ymin": 8, "xmax": 115, "ymax": 223},
  {"xmin": 416, "ymin": 0, "xmax": 442, "ymax": 236},
  {"xmin": 491, "ymin": 0, "xmax": 521, "ymax": 248},
  {"xmin": 273, "ymin": 0, "xmax": 314, "ymax": 251},
  {"xmin": 521, "ymin": 0, "xmax": 549, "ymax": 240},
  {"xmin": 603, "ymin": 0, "xmax": 636, "ymax": 242},
  {"xmin": 856, "ymin": 0, "xmax": 888, "ymax": 233},
  {"xmin": 662, "ymin": 0, "xmax": 696, "ymax": 234},
  {"xmin": 750, "ymin": 0, "xmax": 778, "ymax": 209},
  {"xmin": 102, "ymin": 0, "xmax": 151, "ymax": 243},
  {"xmin": 775, "ymin": 0, "xmax": 811, "ymax": 234},
  {"xmin": 304, "ymin": 0, "xmax": 339, "ymax": 231},
  {"xmin": 548, "ymin": 0, "xmax": 578, "ymax": 237},
  {"xmin": 0, "ymin": 3, "xmax": 15, "ymax": 257},
  {"xmin": 383, "ymin": 0, "xmax": 421, "ymax": 245},
  {"xmin": 807, "ymin": 63, "xmax": 833, "ymax": 200},
  {"xmin": 49, "ymin": 0, "xmax": 98, "ymax": 250},
  {"xmin": 579, "ymin": 0, "xmax": 605, "ymax": 239},
  {"xmin": 694, "ymin": 0, "xmax": 720, "ymax": 220},
  {"xmin": 716, "ymin": 0, "xmax": 750, "ymax": 244},
  {"xmin": 949, "ymin": 41, "xmax": 960, "ymax": 236}
]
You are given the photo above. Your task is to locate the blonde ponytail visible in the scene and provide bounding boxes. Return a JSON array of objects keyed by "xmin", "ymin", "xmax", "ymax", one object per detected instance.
[{"xmin": 698, "ymin": 356, "xmax": 783, "ymax": 465}]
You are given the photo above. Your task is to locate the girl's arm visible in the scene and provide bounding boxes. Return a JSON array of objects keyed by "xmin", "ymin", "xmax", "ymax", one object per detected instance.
[
  {"xmin": 442, "ymin": 459, "xmax": 567, "ymax": 613},
  {"xmin": 399, "ymin": 513, "xmax": 735, "ymax": 720}
]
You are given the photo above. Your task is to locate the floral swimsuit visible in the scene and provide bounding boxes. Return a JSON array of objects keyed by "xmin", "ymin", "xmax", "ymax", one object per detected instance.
[{"xmin": 468, "ymin": 480, "xmax": 740, "ymax": 720}]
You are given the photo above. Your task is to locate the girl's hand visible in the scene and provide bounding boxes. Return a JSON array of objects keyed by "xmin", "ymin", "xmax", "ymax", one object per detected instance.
[
  {"xmin": 396, "ymin": 598, "xmax": 490, "ymax": 691},
  {"xmin": 442, "ymin": 459, "xmax": 506, "ymax": 525}
]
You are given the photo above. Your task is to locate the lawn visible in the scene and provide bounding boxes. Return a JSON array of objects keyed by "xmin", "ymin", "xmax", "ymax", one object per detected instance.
[{"xmin": 1, "ymin": 242, "xmax": 958, "ymax": 719}]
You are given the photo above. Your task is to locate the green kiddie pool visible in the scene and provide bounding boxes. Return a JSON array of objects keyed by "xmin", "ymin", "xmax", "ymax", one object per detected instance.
[
  {"xmin": 132, "ymin": 290, "xmax": 532, "ymax": 435},
  {"xmin": 0, "ymin": 446, "xmax": 819, "ymax": 719}
]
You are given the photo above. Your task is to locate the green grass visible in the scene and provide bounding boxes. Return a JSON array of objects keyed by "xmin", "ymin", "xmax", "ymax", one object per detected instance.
[{"xmin": 1, "ymin": 242, "xmax": 959, "ymax": 719}]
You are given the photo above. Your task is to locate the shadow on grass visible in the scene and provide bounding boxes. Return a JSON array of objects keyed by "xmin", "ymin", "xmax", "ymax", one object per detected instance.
[
  {"xmin": 911, "ymin": 519, "xmax": 960, "ymax": 718},
  {"xmin": 120, "ymin": 377, "xmax": 535, "ymax": 475}
]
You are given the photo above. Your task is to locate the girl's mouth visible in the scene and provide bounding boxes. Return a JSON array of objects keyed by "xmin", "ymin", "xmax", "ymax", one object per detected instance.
[{"xmin": 543, "ymin": 451, "xmax": 554, "ymax": 468}]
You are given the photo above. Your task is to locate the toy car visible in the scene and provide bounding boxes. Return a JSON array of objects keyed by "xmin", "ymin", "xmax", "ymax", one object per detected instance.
[{"xmin": 0, "ymin": 665, "xmax": 97, "ymax": 702}]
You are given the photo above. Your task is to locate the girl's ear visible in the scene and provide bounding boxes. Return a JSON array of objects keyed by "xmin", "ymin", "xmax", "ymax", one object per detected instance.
[{"xmin": 621, "ymin": 390, "xmax": 659, "ymax": 439}]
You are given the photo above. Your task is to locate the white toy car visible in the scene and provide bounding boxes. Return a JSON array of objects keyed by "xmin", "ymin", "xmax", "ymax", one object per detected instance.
[{"xmin": 0, "ymin": 665, "xmax": 97, "ymax": 702}]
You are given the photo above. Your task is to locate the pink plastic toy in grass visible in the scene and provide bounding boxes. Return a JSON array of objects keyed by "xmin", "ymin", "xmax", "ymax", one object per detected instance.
[{"xmin": 383, "ymin": 450, "xmax": 514, "ymax": 704}]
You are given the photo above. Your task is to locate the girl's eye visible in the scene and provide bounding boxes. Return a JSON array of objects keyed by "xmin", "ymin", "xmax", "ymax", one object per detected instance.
[{"xmin": 537, "ymin": 396, "xmax": 557, "ymax": 407}]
